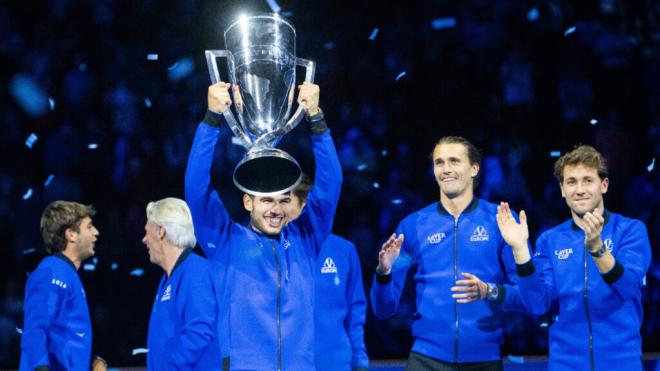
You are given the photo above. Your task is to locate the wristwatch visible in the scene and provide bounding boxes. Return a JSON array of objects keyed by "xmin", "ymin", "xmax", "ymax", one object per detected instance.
[
  {"xmin": 589, "ymin": 245, "xmax": 607, "ymax": 258},
  {"xmin": 486, "ymin": 282, "xmax": 499, "ymax": 301}
]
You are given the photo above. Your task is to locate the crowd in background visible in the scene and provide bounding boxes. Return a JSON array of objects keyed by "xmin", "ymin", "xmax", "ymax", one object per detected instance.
[{"xmin": 0, "ymin": 0, "xmax": 658, "ymax": 367}]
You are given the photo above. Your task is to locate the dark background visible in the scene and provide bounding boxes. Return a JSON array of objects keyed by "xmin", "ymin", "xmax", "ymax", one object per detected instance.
[{"xmin": 1, "ymin": 0, "xmax": 658, "ymax": 367}]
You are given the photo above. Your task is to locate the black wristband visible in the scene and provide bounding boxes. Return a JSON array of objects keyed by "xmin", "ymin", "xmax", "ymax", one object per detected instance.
[
  {"xmin": 494, "ymin": 284, "xmax": 506, "ymax": 305},
  {"xmin": 602, "ymin": 261, "xmax": 624, "ymax": 284},
  {"xmin": 203, "ymin": 110, "xmax": 225, "ymax": 128},
  {"xmin": 307, "ymin": 108, "xmax": 329, "ymax": 134},
  {"xmin": 516, "ymin": 260, "xmax": 536, "ymax": 277},
  {"xmin": 376, "ymin": 272, "xmax": 392, "ymax": 285}
]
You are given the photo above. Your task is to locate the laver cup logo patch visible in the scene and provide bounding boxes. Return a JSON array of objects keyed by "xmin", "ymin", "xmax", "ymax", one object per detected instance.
[
  {"xmin": 470, "ymin": 226, "xmax": 489, "ymax": 242},
  {"xmin": 604, "ymin": 238, "xmax": 613, "ymax": 252},
  {"xmin": 160, "ymin": 284, "xmax": 172, "ymax": 302},
  {"xmin": 555, "ymin": 248, "xmax": 573, "ymax": 260},
  {"xmin": 427, "ymin": 232, "xmax": 446, "ymax": 244},
  {"xmin": 321, "ymin": 257, "xmax": 338, "ymax": 274}
]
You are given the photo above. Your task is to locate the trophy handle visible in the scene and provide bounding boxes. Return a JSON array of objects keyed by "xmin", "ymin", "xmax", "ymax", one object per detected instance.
[
  {"xmin": 205, "ymin": 50, "xmax": 252, "ymax": 148},
  {"xmin": 253, "ymin": 58, "xmax": 317, "ymax": 147}
]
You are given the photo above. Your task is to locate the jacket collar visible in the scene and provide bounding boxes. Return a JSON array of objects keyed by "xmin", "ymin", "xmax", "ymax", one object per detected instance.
[
  {"xmin": 437, "ymin": 197, "xmax": 479, "ymax": 217},
  {"xmin": 170, "ymin": 248, "xmax": 191, "ymax": 276},
  {"xmin": 54, "ymin": 252, "xmax": 78, "ymax": 271}
]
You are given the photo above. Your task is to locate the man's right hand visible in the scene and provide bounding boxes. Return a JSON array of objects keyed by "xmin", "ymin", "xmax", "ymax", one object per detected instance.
[
  {"xmin": 208, "ymin": 82, "xmax": 232, "ymax": 114},
  {"xmin": 376, "ymin": 233, "xmax": 404, "ymax": 275}
]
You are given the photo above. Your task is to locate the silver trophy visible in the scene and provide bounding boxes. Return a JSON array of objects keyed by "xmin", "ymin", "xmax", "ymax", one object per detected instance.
[{"xmin": 205, "ymin": 13, "xmax": 316, "ymax": 196}]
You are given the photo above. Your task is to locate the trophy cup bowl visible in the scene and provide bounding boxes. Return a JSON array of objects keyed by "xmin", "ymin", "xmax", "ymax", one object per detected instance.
[{"xmin": 205, "ymin": 13, "xmax": 316, "ymax": 196}]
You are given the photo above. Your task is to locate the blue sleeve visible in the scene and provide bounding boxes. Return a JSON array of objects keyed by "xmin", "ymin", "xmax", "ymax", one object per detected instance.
[
  {"xmin": 168, "ymin": 263, "xmax": 218, "ymax": 369},
  {"xmin": 344, "ymin": 243, "xmax": 369, "ymax": 369},
  {"xmin": 604, "ymin": 220, "xmax": 651, "ymax": 301},
  {"xmin": 370, "ymin": 222, "xmax": 413, "ymax": 319},
  {"xmin": 21, "ymin": 266, "xmax": 67, "ymax": 369},
  {"xmin": 294, "ymin": 130, "xmax": 343, "ymax": 254},
  {"xmin": 185, "ymin": 121, "xmax": 233, "ymax": 259},
  {"xmin": 517, "ymin": 233, "xmax": 557, "ymax": 315}
]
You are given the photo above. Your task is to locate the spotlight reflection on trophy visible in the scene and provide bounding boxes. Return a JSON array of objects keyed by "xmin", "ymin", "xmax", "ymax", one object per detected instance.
[{"xmin": 205, "ymin": 13, "xmax": 316, "ymax": 196}]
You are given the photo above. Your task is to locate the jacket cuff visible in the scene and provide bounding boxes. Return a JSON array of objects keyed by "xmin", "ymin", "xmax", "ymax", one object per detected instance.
[
  {"xmin": 376, "ymin": 272, "xmax": 392, "ymax": 285},
  {"xmin": 307, "ymin": 108, "xmax": 329, "ymax": 135},
  {"xmin": 516, "ymin": 260, "xmax": 535, "ymax": 277},
  {"xmin": 203, "ymin": 110, "xmax": 225, "ymax": 128},
  {"xmin": 494, "ymin": 284, "xmax": 506, "ymax": 305},
  {"xmin": 602, "ymin": 261, "xmax": 624, "ymax": 284}
]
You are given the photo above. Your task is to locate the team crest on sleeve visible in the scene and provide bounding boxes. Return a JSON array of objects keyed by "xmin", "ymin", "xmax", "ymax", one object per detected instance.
[
  {"xmin": 470, "ymin": 226, "xmax": 489, "ymax": 242},
  {"xmin": 603, "ymin": 238, "xmax": 613, "ymax": 252},
  {"xmin": 160, "ymin": 284, "xmax": 172, "ymax": 302},
  {"xmin": 321, "ymin": 257, "xmax": 338, "ymax": 274},
  {"xmin": 554, "ymin": 248, "xmax": 573, "ymax": 260},
  {"xmin": 427, "ymin": 232, "xmax": 446, "ymax": 244}
]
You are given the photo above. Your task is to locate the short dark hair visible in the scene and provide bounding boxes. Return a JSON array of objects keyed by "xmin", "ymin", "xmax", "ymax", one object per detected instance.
[
  {"xmin": 554, "ymin": 145, "xmax": 608, "ymax": 183},
  {"xmin": 40, "ymin": 201, "xmax": 96, "ymax": 254},
  {"xmin": 431, "ymin": 136, "xmax": 482, "ymax": 167},
  {"xmin": 292, "ymin": 173, "xmax": 314, "ymax": 206}
]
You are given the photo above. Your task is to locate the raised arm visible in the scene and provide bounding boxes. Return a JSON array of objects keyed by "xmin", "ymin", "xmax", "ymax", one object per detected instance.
[
  {"xmin": 294, "ymin": 83, "xmax": 343, "ymax": 251},
  {"xmin": 370, "ymin": 233, "xmax": 411, "ymax": 319},
  {"xmin": 184, "ymin": 83, "xmax": 234, "ymax": 258}
]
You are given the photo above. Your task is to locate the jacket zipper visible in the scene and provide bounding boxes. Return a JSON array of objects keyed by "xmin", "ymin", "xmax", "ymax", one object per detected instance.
[
  {"xmin": 453, "ymin": 217, "xmax": 459, "ymax": 362},
  {"xmin": 583, "ymin": 246, "xmax": 595, "ymax": 371},
  {"xmin": 270, "ymin": 240, "xmax": 282, "ymax": 371}
]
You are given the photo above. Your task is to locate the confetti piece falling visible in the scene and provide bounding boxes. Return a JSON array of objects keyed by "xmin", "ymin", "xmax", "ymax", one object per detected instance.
[
  {"xmin": 16, "ymin": 327, "xmax": 23, "ymax": 334},
  {"xmin": 357, "ymin": 163, "xmax": 368, "ymax": 171},
  {"xmin": 647, "ymin": 158, "xmax": 655, "ymax": 172},
  {"xmin": 590, "ymin": 118, "xmax": 598, "ymax": 125},
  {"xmin": 130, "ymin": 268, "xmax": 144, "ymax": 277},
  {"xmin": 111, "ymin": 263, "xmax": 119, "ymax": 270},
  {"xmin": 168, "ymin": 57, "xmax": 195, "ymax": 82},
  {"xmin": 25, "ymin": 133, "xmax": 38, "ymax": 149},
  {"xmin": 78, "ymin": 63, "xmax": 87, "ymax": 71},
  {"xmin": 395, "ymin": 71, "xmax": 407, "ymax": 81},
  {"xmin": 431, "ymin": 17, "xmax": 457, "ymax": 30},
  {"xmin": 83, "ymin": 264, "xmax": 96, "ymax": 271},
  {"xmin": 207, "ymin": 243, "xmax": 217, "ymax": 249},
  {"xmin": 381, "ymin": 149, "xmax": 388, "ymax": 157},
  {"xmin": 49, "ymin": 97, "xmax": 56, "ymax": 111},
  {"xmin": 323, "ymin": 41, "xmax": 336, "ymax": 50},
  {"xmin": 22, "ymin": 188, "xmax": 33, "ymax": 200},
  {"xmin": 550, "ymin": 151, "xmax": 561, "ymax": 158},
  {"xmin": 87, "ymin": 143, "xmax": 98, "ymax": 150},
  {"xmin": 147, "ymin": 53, "xmax": 159, "ymax": 61},
  {"xmin": 391, "ymin": 198, "xmax": 403, "ymax": 205},
  {"xmin": 144, "ymin": 97, "xmax": 152, "ymax": 108},
  {"xmin": 373, "ymin": 182, "xmax": 380, "ymax": 189},
  {"xmin": 564, "ymin": 26, "xmax": 576, "ymax": 36},
  {"xmin": 507, "ymin": 355, "xmax": 525, "ymax": 364},
  {"xmin": 368, "ymin": 28, "xmax": 379, "ymax": 41},
  {"xmin": 23, "ymin": 248, "xmax": 36, "ymax": 255},
  {"xmin": 132, "ymin": 348, "xmax": 149, "ymax": 355},
  {"xmin": 265, "ymin": 0, "xmax": 281, "ymax": 13},
  {"xmin": 44, "ymin": 174, "xmax": 55, "ymax": 187},
  {"xmin": 527, "ymin": 8, "xmax": 539, "ymax": 22}
]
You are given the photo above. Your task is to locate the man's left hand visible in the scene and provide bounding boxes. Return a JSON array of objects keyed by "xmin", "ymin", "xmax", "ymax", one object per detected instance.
[
  {"xmin": 451, "ymin": 272, "xmax": 488, "ymax": 303},
  {"xmin": 298, "ymin": 82, "xmax": 320, "ymax": 116}
]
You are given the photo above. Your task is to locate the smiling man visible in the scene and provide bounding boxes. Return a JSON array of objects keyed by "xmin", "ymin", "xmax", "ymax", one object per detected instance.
[
  {"xmin": 371, "ymin": 136, "xmax": 526, "ymax": 371},
  {"xmin": 496, "ymin": 145, "xmax": 651, "ymax": 371},
  {"xmin": 20, "ymin": 201, "xmax": 99, "ymax": 371},
  {"xmin": 185, "ymin": 82, "xmax": 342, "ymax": 370}
]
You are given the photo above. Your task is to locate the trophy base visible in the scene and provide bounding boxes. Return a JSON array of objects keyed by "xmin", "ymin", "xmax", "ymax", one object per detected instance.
[{"xmin": 233, "ymin": 148, "xmax": 303, "ymax": 196}]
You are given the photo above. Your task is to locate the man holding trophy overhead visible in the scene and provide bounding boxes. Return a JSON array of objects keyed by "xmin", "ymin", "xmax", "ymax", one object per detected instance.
[{"xmin": 185, "ymin": 13, "xmax": 342, "ymax": 370}]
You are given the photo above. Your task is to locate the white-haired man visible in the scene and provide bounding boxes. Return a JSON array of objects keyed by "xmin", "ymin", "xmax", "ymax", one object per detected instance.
[{"xmin": 142, "ymin": 197, "xmax": 221, "ymax": 370}]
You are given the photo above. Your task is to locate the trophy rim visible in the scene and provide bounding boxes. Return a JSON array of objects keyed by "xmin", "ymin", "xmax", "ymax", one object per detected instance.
[
  {"xmin": 232, "ymin": 147, "xmax": 303, "ymax": 197},
  {"xmin": 224, "ymin": 12, "xmax": 296, "ymax": 38}
]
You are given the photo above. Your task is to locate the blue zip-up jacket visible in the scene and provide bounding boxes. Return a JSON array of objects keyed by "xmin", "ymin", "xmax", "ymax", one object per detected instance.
[
  {"xmin": 371, "ymin": 198, "xmax": 526, "ymax": 363},
  {"xmin": 314, "ymin": 234, "xmax": 369, "ymax": 371},
  {"xmin": 20, "ymin": 254, "xmax": 92, "ymax": 371},
  {"xmin": 147, "ymin": 249, "xmax": 221, "ymax": 370},
  {"xmin": 516, "ymin": 210, "xmax": 651, "ymax": 371},
  {"xmin": 185, "ymin": 113, "xmax": 342, "ymax": 370}
]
